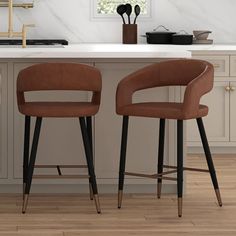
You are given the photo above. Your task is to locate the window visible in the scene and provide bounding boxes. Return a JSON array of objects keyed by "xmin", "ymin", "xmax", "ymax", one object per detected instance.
[{"xmin": 92, "ymin": 0, "xmax": 151, "ymax": 18}]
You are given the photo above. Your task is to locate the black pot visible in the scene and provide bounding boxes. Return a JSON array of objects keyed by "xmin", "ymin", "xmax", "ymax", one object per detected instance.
[
  {"xmin": 146, "ymin": 31, "xmax": 176, "ymax": 44},
  {"xmin": 145, "ymin": 25, "xmax": 176, "ymax": 44},
  {"xmin": 172, "ymin": 31, "xmax": 193, "ymax": 45}
]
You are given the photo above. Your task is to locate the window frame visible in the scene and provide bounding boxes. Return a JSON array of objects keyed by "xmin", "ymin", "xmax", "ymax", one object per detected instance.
[{"xmin": 91, "ymin": 0, "xmax": 152, "ymax": 20}]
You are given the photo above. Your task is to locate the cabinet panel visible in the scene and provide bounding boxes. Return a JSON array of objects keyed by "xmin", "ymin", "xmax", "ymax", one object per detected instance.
[
  {"xmin": 186, "ymin": 81, "xmax": 230, "ymax": 143},
  {"xmin": 0, "ymin": 64, "xmax": 8, "ymax": 178},
  {"xmin": 230, "ymin": 82, "xmax": 236, "ymax": 142},
  {"xmin": 193, "ymin": 55, "xmax": 229, "ymax": 77},
  {"xmin": 13, "ymin": 63, "xmax": 92, "ymax": 179},
  {"xmin": 95, "ymin": 63, "xmax": 170, "ymax": 180},
  {"xmin": 230, "ymin": 56, "xmax": 236, "ymax": 76}
]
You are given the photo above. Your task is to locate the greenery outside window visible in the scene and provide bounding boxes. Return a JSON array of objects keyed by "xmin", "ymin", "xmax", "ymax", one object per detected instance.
[{"xmin": 92, "ymin": 0, "xmax": 151, "ymax": 19}]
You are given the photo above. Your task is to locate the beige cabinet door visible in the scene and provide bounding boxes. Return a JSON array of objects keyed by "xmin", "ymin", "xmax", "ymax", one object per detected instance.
[
  {"xmin": 0, "ymin": 63, "xmax": 8, "ymax": 178},
  {"xmin": 13, "ymin": 63, "xmax": 92, "ymax": 179},
  {"xmin": 186, "ymin": 81, "xmax": 230, "ymax": 144},
  {"xmin": 229, "ymin": 82, "xmax": 236, "ymax": 142},
  {"xmin": 95, "ymin": 63, "xmax": 171, "ymax": 182}
]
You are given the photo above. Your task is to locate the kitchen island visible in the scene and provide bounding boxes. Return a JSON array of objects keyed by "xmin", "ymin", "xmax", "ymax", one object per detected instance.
[
  {"xmin": 0, "ymin": 44, "xmax": 197, "ymax": 194},
  {"xmin": 0, "ymin": 43, "xmax": 191, "ymax": 58}
]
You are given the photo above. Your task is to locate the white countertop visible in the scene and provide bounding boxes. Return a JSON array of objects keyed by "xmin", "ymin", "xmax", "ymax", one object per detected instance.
[
  {"xmin": 0, "ymin": 44, "xmax": 191, "ymax": 59},
  {"xmin": 170, "ymin": 44, "xmax": 236, "ymax": 54},
  {"xmin": 1, "ymin": 43, "xmax": 236, "ymax": 59}
]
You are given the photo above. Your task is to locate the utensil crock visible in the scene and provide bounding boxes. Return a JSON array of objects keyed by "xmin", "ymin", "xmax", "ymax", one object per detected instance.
[{"xmin": 123, "ymin": 24, "xmax": 137, "ymax": 44}]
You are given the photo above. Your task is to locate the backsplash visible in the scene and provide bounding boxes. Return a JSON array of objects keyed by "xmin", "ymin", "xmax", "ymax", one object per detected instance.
[{"xmin": 0, "ymin": 0, "xmax": 235, "ymax": 44}]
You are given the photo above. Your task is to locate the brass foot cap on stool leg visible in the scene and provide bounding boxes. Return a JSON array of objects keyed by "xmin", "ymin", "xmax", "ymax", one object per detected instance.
[
  {"xmin": 94, "ymin": 194, "xmax": 101, "ymax": 214},
  {"xmin": 215, "ymin": 189, "xmax": 223, "ymax": 207},
  {"xmin": 157, "ymin": 182, "xmax": 162, "ymax": 199},
  {"xmin": 22, "ymin": 194, "xmax": 29, "ymax": 214},
  {"xmin": 178, "ymin": 198, "xmax": 183, "ymax": 217},
  {"xmin": 118, "ymin": 190, "xmax": 123, "ymax": 209}
]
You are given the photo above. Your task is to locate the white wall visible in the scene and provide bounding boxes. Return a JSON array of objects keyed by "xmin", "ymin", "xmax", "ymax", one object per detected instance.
[{"xmin": 0, "ymin": 0, "xmax": 236, "ymax": 44}]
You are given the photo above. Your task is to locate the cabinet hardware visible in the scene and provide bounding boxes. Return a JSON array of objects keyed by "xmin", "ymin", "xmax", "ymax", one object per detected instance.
[
  {"xmin": 225, "ymin": 86, "xmax": 231, "ymax": 91},
  {"xmin": 230, "ymin": 86, "xmax": 235, "ymax": 91},
  {"xmin": 213, "ymin": 63, "xmax": 220, "ymax": 68}
]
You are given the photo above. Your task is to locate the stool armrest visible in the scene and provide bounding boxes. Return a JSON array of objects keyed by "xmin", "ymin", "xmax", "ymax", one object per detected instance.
[{"xmin": 182, "ymin": 65, "xmax": 214, "ymax": 118}]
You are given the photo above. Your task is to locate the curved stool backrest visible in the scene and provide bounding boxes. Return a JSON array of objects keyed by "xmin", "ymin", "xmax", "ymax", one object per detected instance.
[
  {"xmin": 17, "ymin": 63, "xmax": 102, "ymax": 106},
  {"xmin": 116, "ymin": 59, "xmax": 214, "ymax": 119}
]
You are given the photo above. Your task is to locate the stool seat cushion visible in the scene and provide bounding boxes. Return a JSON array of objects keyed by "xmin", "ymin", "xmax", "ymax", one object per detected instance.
[
  {"xmin": 18, "ymin": 102, "xmax": 99, "ymax": 117},
  {"xmin": 117, "ymin": 102, "xmax": 208, "ymax": 120}
]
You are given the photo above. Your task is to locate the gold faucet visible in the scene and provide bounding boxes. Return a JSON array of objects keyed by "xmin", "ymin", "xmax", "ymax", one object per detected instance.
[{"xmin": 0, "ymin": 0, "xmax": 34, "ymax": 48}]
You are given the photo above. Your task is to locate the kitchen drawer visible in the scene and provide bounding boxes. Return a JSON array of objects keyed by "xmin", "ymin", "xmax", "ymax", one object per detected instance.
[
  {"xmin": 230, "ymin": 56, "xmax": 236, "ymax": 76},
  {"xmin": 193, "ymin": 55, "xmax": 230, "ymax": 77}
]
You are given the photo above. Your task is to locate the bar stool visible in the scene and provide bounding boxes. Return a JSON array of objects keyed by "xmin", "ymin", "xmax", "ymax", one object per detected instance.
[
  {"xmin": 17, "ymin": 63, "xmax": 102, "ymax": 214},
  {"xmin": 116, "ymin": 59, "xmax": 222, "ymax": 217}
]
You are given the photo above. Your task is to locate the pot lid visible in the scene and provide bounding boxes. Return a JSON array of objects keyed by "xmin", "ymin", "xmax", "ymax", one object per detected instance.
[
  {"xmin": 147, "ymin": 25, "xmax": 175, "ymax": 34},
  {"xmin": 173, "ymin": 30, "xmax": 193, "ymax": 36}
]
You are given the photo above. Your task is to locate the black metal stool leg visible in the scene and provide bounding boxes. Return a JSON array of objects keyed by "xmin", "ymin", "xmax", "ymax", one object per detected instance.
[
  {"xmin": 118, "ymin": 116, "xmax": 129, "ymax": 209},
  {"xmin": 157, "ymin": 119, "xmax": 165, "ymax": 198},
  {"xmin": 23, "ymin": 116, "xmax": 31, "ymax": 199},
  {"xmin": 86, "ymin": 116, "xmax": 94, "ymax": 201},
  {"xmin": 196, "ymin": 118, "xmax": 222, "ymax": 207},
  {"xmin": 177, "ymin": 120, "xmax": 183, "ymax": 217},
  {"xmin": 22, "ymin": 117, "xmax": 42, "ymax": 213},
  {"xmin": 79, "ymin": 117, "xmax": 101, "ymax": 214}
]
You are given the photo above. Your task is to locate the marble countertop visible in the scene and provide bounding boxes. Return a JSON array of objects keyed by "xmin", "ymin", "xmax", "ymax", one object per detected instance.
[
  {"xmin": 173, "ymin": 44, "xmax": 236, "ymax": 54},
  {"xmin": 1, "ymin": 43, "xmax": 236, "ymax": 59},
  {"xmin": 0, "ymin": 44, "xmax": 191, "ymax": 59}
]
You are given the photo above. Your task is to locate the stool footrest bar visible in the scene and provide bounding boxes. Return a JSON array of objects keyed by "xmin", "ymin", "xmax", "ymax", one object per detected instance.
[
  {"xmin": 163, "ymin": 165, "xmax": 209, "ymax": 173},
  {"xmin": 35, "ymin": 165, "xmax": 88, "ymax": 168},
  {"xmin": 125, "ymin": 172, "xmax": 156, "ymax": 179},
  {"xmin": 124, "ymin": 172, "xmax": 177, "ymax": 181},
  {"xmin": 33, "ymin": 175, "xmax": 89, "ymax": 179}
]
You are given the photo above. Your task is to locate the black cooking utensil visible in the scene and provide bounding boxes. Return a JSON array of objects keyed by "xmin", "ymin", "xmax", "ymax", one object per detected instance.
[
  {"xmin": 134, "ymin": 5, "xmax": 140, "ymax": 24},
  {"xmin": 117, "ymin": 4, "xmax": 127, "ymax": 24},
  {"xmin": 125, "ymin": 3, "xmax": 132, "ymax": 24}
]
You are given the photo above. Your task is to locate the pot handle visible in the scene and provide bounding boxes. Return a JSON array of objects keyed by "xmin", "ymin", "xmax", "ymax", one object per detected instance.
[
  {"xmin": 176, "ymin": 30, "xmax": 189, "ymax": 35},
  {"xmin": 153, "ymin": 25, "xmax": 170, "ymax": 32}
]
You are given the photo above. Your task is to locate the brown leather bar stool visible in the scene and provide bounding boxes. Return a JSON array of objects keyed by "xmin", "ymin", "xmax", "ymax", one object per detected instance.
[
  {"xmin": 17, "ymin": 63, "xmax": 102, "ymax": 214},
  {"xmin": 116, "ymin": 59, "xmax": 222, "ymax": 217}
]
